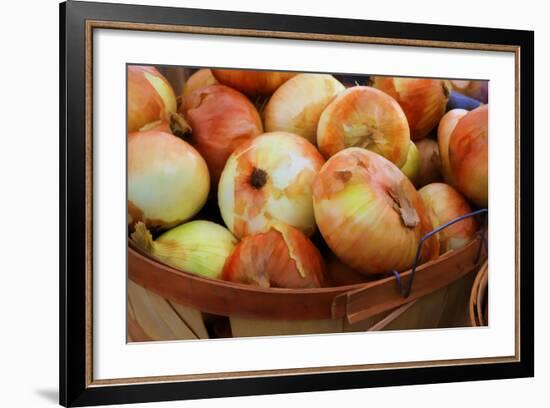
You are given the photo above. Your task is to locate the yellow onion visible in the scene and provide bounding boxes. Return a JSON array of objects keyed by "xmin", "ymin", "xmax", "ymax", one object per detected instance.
[
  {"xmin": 181, "ymin": 84, "xmax": 263, "ymax": 184},
  {"xmin": 372, "ymin": 76, "xmax": 451, "ymax": 141},
  {"xmin": 218, "ymin": 131, "xmax": 325, "ymax": 238},
  {"xmin": 449, "ymin": 105, "xmax": 488, "ymax": 207},
  {"xmin": 399, "ymin": 141, "xmax": 420, "ymax": 183},
  {"xmin": 211, "ymin": 69, "xmax": 296, "ymax": 96},
  {"xmin": 438, "ymin": 109, "xmax": 468, "ymax": 186},
  {"xmin": 181, "ymin": 68, "xmax": 218, "ymax": 100},
  {"xmin": 312, "ymin": 148, "xmax": 439, "ymax": 276},
  {"xmin": 263, "ymin": 74, "xmax": 345, "ymax": 143},
  {"xmin": 419, "ymin": 183, "xmax": 478, "ymax": 254},
  {"xmin": 415, "ymin": 138, "xmax": 443, "ymax": 188},
  {"xmin": 222, "ymin": 223, "xmax": 325, "ymax": 288},
  {"xmin": 131, "ymin": 221, "xmax": 237, "ymax": 279},
  {"xmin": 317, "ymin": 86, "xmax": 410, "ymax": 167},
  {"xmin": 127, "ymin": 65, "xmax": 182, "ymax": 133},
  {"xmin": 450, "ymin": 80, "xmax": 488, "ymax": 103},
  {"xmin": 128, "ymin": 129, "xmax": 209, "ymax": 230}
]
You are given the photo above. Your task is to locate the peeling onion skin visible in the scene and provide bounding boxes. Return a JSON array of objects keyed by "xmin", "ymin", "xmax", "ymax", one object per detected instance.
[
  {"xmin": 438, "ymin": 109, "xmax": 468, "ymax": 187},
  {"xmin": 132, "ymin": 221, "xmax": 237, "ymax": 280},
  {"xmin": 449, "ymin": 105, "xmax": 489, "ymax": 207},
  {"xmin": 317, "ymin": 86, "xmax": 411, "ymax": 167},
  {"xmin": 372, "ymin": 77, "xmax": 451, "ymax": 141},
  {"xmin": 211, "ymin": 69, "xmax": 296, "ymax": 96},
  {"xmin": 312, "ymin": 148, "xmax": 439, "ymax": 276},
  {"xmin": 263, "ymin": 74, "xmax": 345, "ymax": 143},
  {"xmin": 180, "ymin": 68, "xmax": 218, "ymax": 100},
  {"xmin": 127, "ymin": 66, "xmax": 178, "ymax": 133},
  {"xmin": 414, "ymin": 139, "xmax": 443, "ymax": 189},
  {"xmin": 222, "ymin": 224, "xmax": 326, "ymax": 288},
  {"xmin": 128, "ymin": 130, "xmax": 210, "ymax": 231},
  {"xmin": 218, "ymin": 132, "xmax": 325, "ymax": 239},
  {"xmin": 419, "ymin": 183, "xmax": 478, "ymax": 254},
  {"xmin": 181, "ymin": 85, "xmax": 263, "ymax": 184}
]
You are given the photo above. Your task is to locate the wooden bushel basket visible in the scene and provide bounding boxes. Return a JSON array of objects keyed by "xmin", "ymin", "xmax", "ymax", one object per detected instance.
[
  {"xmin": 469, "ymin": 261, "xmax": 489, "ymax": 327},
  {"xmin": 127, "ymin": 234, "xmax": 486, "ymax": 341}
]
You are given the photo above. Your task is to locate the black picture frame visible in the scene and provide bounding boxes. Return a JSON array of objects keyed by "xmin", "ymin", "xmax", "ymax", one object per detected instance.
[{"xmin": 60, "ymin": 1, "xmax": 534, "ymax": 406}]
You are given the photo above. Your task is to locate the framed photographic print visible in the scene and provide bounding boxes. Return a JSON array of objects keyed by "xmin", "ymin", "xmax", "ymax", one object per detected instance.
[{"xmin": 59, "ymin": 0, "xmax": 534, "ymax": 406}]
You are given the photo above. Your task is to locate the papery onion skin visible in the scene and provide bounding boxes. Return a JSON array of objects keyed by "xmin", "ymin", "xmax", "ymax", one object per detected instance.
[
  {"xmin": 450, "ymin": 80, "xmax": 488, "ymax": 103},
  {"xmin": 371, "ymin": 77, "xmax": 451, "ymax": 141},
  {"xmin": 400, "ymin": 141, "xmax": 420, "ymax": 184},
  {"xmin": 419, "ymin": 183, "xmax": 478, "ymax": 254},
  {"xmin": 211, "ymin": 69, "xmax": 296, "ymax": 96},
  {"xmin": 218, "ymin": 131, "xmax": 325, "ymax": 238},
  {"xmin": 414, "ymin": 138, "xmax": 443, "ymax": 189},
  {"xmin": 127, "ymin": 65, "xmax": 178, "ymax": 133},
  {"xmin": 131, "ymin": 221, "xmax": 237, "ymax": 279},
  {"xmin": 181, "ymin": 68, "xmax": 219, "ymax": 100},
  {"xmin": 263, "ymin": 74, "xmax": 345, "ymax": 143},
  {"xmin": 438, "ymin": 109, "xmax": 468, "ymax": 186},
  {"xmin": 181, "ymin": 84, "xmax": 263, "ymax": 183},
  {"xmin": 128, "ymin": 130, "xmax": 210, "ymax": 230},
  {"xmin": 317, "ymin": 86, "xmax": 411, "ymax": 167},
  {"xmin": 222, "ymin": 223, "xmax": 325, "ymax": 288},
  {"xmin": 312, "ymin": 148, "xmax": 439, "ymax": 276},
  {"xmin": 449, "ymin": 105, "xmax": 488, "ymax": 207}
]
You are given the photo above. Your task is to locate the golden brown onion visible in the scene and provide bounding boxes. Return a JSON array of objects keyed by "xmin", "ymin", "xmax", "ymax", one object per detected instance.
[
  {"xmin": 312, "ymin": 148, "xmax": 439, "ymax": 276},
  {"xmin": 438, "ymin": 109, "xmax": 468, "ymax": 186},
  {"xmin": 218, "ymin": 132, "xmax": 325, "ymax": 238},
  {"xmin": 181, "ymin": 68, "xmax": 218, "ymax": 100},
  {"xmin": 419, "ymin": 183, "xmax": 478, "ymax": 254},
  {"xmin": 127, "ymin": 65, "xmax": 179, "ymax": 133},
  {"xmin": 317, "ymin": 86, "xmax": 411, "ymax": 167},
  {"xmin": 372, "ymin": 77, "xmax": 451, "ymax": 141},
  {"xmin": 211, "ymin": 69, "xmax": 296, "ymax": 96},
  {"xmin": 181, "ymin": 84, "xmax": 263, "ymax": 184},
  {"xmin": 222, "ymin": 223, "xmax": 325, "ymax": 288},
  {"xmin": 449, "ymin": 105, "xmax": 488, "ymax": 207},
  {"xmin": 263, "ymin": 73, "xmax": 345, "ymax": 143}
]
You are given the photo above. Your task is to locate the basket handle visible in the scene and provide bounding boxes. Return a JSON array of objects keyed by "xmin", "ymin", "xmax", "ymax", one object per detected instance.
[{"xmin": 331, "ymin": 209, "xmax": 488, "ymax": 325}]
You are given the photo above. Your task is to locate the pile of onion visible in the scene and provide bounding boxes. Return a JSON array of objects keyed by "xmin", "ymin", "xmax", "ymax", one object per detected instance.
[
  {"xmin": 419, "ymin": 183, "xmax": 478, "ymax": 254},
  {"xmin": 128, "ymin": 129, "xmax": 210, "ymax": 230},
  {"xmin": 181, "ymin": 84, "xmax": 263, "ymax": 183},
  {"xmin": 312, "ymin": 148, "xmax": 439, "ymax": 276},
  {"xmin": 127, "ymin": 65, "xmax": 188, "ymax": 134},
  {"xmin": 223, "ymin": 223, "xmax": 325, "ymax": 288},
  {"xmin": 371, "ymin": 77, "xmax": 451, "ymax": 141},
  {"xmin": 439, "ymin": 105, "xmax": 488, "ymax": 207},
  {"xmin": 317, "ymin": 86, "xmax": 411, "ymax": 167},
  {"xmin": 132, "ymin": 221, "xmax": 237, "ymax": 279},
  {"xmin": 211, "ymin": 69, "xmax": 296, "ymax": 96},
  {"xmin": 218, "ymin": 131, "xmax": 325, "ymax": 238},
  {"xmin": 263, "ymin": 74, "xmax": 345, "ymax": 143}
]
